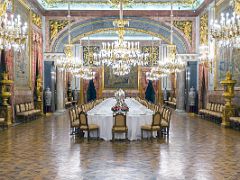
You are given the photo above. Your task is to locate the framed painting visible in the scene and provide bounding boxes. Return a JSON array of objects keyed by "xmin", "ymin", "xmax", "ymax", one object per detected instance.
[
  {"xmin": 13, "ymin": 0, "xmax": 31, "ymax": 89},
  {"xmin": 103, "ymin": 65, "xmax": 138, "ymax": 90}
]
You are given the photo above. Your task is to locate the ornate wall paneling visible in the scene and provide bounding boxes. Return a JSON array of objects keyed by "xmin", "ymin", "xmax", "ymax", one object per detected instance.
[
  {"xmin": 142, "ymin": 46, "xmax": 159, "ymax": 66},
  {"xmin": 32, "ymin": 11, "xmax": 42, "ymax": 29},
  {"xmin": 173, "ymin": 20, "xmax": 193, "ymax": 43},
  {"xmin": 83, "ymin": 46, "xmax": 100, "ymax": 65},
  {"xmin": 200, "ymin": 12, "xmax": 208, "ymax": 46},
  {"xmin": 49, "ymin": 19, "xmax": 69, "ymax": 41}
]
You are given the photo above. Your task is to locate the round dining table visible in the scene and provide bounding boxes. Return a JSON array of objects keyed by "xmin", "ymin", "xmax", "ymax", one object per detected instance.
[{"xmin": 87, "ymin": 98, "xmax": 155, "ymax": 140}]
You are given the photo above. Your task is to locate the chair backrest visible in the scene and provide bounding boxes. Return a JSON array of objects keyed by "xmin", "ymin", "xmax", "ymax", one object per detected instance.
[
  {"xmin": 206, "ymin": 103, "xmax": 211, "ymax": 110},
  {"xmin": 69, "ymin": 109, "xmax": 74, "ymax": 124},
  {"xmin": 113, "ymin": 113, "xmax": 126, "ymax": 127},
  {"xmin": 220, "ymin": 105, "xmax": 224, "ymax": 113},
  {"xmin": 79, "ymin": 111, "xmax": 88, "ymax": 126},
  {"xmin": 152, "ymin": 112, "xmax": 161, "ymax": 126},
  {"xmin": 30, "ymin": 102, "xmax": 34, "ymax": 110},
  {"xmin": 210, "ymin": 103, "xmax": 214, "ymax": 111},
  {"xmin": 166, "ymin": 109, "xmax": 172, "ymax": 124},
  {"xmin": 25, "ymin": 103, "xmax": 29, "ymax": 111},
  {"xmin": 72, "ymin": 109, "xmax": 77, "ymax": 121},
  {"xmin": 20, "ymin": 104, "xmax": 26, "ymax": 112},
  {"xmin": 76, "ymin": 106, "xmax": 82, "ymax": 117},
  {"xmin": 16, "ymin": 105, "xmax": 21, "ymax": 113}
]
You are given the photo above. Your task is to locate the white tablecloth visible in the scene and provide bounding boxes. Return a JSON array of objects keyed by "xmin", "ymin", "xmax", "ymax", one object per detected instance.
[{"xmin": 87, "ymin": 98, "xmax": 154, "ymax": 140}]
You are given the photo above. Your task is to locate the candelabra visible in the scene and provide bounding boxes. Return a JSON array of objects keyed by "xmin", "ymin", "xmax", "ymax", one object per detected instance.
[{"xmin": 0, "ymin": 0, "xmax": 28, "ymax": 50}]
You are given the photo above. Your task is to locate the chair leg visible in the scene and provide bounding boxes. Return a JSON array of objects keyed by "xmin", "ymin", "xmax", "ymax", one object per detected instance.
[
  {"xmin": 70, "ymin": 128, "xmax": 74, "ymax": 135},
  {"xmin": 97, "ymin": 129, "xmax": 99, "ymax": 139},
  {"xmin": 88, "ymin": 131, "xmax": 90, "ymax": 140},
  {"xmin": 112, "ymin": 132, "xmax": 114, "ymax": 141},
  {"xmin": 141, "ymin": 129, "xmax": 143, "ymax": 139},
  {"xmin": 125, "ymin": 132, "xmax": 128, "ymax": 141}
]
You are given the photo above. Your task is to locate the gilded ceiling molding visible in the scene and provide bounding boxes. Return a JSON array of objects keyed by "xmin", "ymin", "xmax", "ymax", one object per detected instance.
[
  {"xmin": 173, "ymin": 21, "xmax": 192, "ymax": 42},
  {"xmin": 41, "ymin": 0, "xmax": 199, "ymax": 6},
  {"xmin": 32, "ymin": 12, "xmax": 42, "ymax": 28},
  {"xmin": 200, "ymin": 13, "xmax": 208, "ymax": 45},
  {"xmin": 49, "ymin": 20, "xmax": 69, "ymax": 40}
]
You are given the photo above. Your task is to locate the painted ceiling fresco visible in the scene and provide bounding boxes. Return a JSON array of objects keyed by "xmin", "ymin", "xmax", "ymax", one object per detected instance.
[{"xmin": 37, "ymin": 0, "xmax": 204, "ymax": 10}]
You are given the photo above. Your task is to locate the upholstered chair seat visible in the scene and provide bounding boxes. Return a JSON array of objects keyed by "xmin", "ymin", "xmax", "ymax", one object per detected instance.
[
  {"xmin": 112, "ymin": 126, "xmax": 128, "ymax": 132},
  {"xmin": 141, "ymin": 125, "xmax": 160, "ymax": 131},
  {"xmin": 80, "ymin": 124, "xmax": 99, "ymax": 130}
]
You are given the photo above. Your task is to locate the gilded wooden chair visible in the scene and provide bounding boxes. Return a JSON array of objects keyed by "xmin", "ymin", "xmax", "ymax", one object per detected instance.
[
  {"xmin": 112, "ymin": 113, "xmax": 128, "ymax": 141},
  {"xmin": 79, "ymin": 111, "xmax": 99, "ymax": 139},
  {"xmin": 161, "ymin": 108, "xmax": 172, "ymax": 136},
  {"xmin": 141, "ymin": 111, "xmax": 162, "ymax": 139},
  {"xmin": 69, "ymin": 108, "xmax": 80, "ymax": 135}
]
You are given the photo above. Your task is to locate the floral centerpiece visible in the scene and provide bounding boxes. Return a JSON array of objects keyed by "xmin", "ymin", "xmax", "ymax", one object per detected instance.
[{"xmin": 111, "ymin": 89, "xmax": 129, "ymax": 112}]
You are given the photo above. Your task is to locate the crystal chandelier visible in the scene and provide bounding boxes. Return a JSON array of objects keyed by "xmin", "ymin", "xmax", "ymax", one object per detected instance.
[
  {"xmin": 164, "ymin": 5, "xmax": 185, "ymax": 73},
  {"xmin": 0, "ymin": 0, "xmax": 28, "ymax": 50},
  {"xmin": 93, "ymin": 0, "xmax": 149, "ymax": 76},
  {"xmin": 55, "ymin": 2, "xmax": 95, "ymax": 80},
  {"xmin": 146, "ymin": 4, "xmax": 185, "ymax": 80},
  {"xmin": 210, "ymin": 12, "xmax": 240, "ymax": 47}
]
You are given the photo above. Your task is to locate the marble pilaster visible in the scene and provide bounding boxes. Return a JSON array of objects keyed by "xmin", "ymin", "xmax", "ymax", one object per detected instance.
[
  {"xmin": 176, "ymin": 71, "xmax": 186, "ymax": 112},
  {"xmin": 56, "ymin": 67, "xmax": 65, "ymax": 112}
]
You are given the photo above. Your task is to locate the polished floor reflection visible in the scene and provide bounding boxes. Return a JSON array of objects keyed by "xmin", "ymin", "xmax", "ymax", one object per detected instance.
[{"xmin": 1, "ymin": 111, "xmax": 240, "ymax": 179}]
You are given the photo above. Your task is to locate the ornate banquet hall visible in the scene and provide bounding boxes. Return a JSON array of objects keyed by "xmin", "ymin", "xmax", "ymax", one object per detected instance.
[{"xmin": 1, "ymin": 0, "xmax": 240, "ymax": 179}]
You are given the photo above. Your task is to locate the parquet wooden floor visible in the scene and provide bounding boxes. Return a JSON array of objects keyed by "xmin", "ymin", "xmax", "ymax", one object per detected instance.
[{"xmin": 0, "ymin": 111, "xmax": 240, "ymax": 179}]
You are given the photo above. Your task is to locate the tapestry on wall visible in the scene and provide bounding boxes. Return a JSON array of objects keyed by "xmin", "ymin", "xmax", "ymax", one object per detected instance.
[
  {"xmin": 13, "ymin": 0, "xmax": 30, "ymax": 89},
  {"xmin": 216, "ymin": 47, "xmax": 240, "ymax": 89},
  {"xmin": 104, "ymin": 66, "xmax": 138, "ymax": 90}
]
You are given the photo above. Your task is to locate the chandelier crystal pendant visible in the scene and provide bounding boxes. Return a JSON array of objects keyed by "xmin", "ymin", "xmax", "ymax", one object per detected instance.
[
  {"xmin": 210, "ymin": 12, "xmax": 240, "ymax": 47},
  {"xmin": 0, "ymin": 0, "xmax": 28, "ymax": 50}
]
